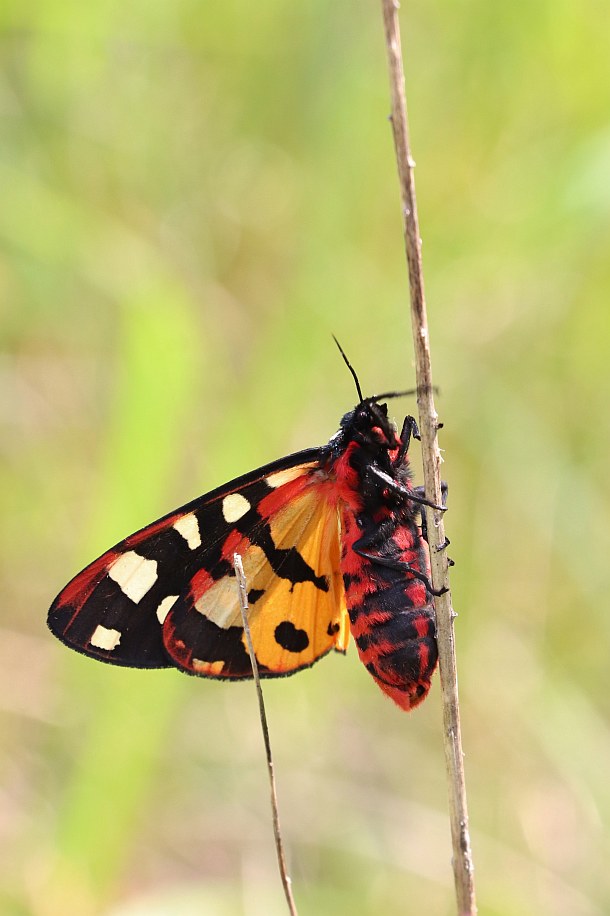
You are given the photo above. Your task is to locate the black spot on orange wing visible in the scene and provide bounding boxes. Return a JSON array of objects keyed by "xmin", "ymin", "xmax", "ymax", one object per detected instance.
[{"xmin": 274, "ymin": 621, "xmax": 310, "ymax": 653}]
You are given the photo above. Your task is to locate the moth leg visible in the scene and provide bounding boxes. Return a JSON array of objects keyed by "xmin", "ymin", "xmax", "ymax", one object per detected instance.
[
  {"xmin": 413, "ymin": 484, "xmax": 454, "ymax": 569},
  {"xmin": 393, "ymin": 415, "xmax": 419, "ymax": 466},
  {"xmin": 366, "ymin": 465, "xmax": 446, "ymax": 511},
  {"xmin": 413, "ymin": 482, "xmax": 449, "ymax": 542},
  {"xmin": 352, "ymin": 543, "xmax": 448, "ymax": 597},
  {"xmin": 412, "ymin": 481, "xmax": 448, "ymax": 511}
]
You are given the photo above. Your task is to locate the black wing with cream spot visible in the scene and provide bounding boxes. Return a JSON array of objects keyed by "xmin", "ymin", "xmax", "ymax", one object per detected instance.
[
  {"xmin": 163, "ymin": 468, "xmax": 348, "ymax": 679},
  {"xmin": 47, "ymin": 447, "xmax": 336, "ymax": 671}
]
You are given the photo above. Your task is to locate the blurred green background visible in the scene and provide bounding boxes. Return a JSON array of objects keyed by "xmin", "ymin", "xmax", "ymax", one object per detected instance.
[{"xmin": 2, "ymin": 0, "xmax": 610, "ymax": 913}]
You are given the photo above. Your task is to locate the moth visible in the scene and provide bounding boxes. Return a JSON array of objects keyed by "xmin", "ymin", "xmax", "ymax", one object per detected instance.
[{"xmin": 48, "ymin": 349, "xmax": 445, "ymax": 711}]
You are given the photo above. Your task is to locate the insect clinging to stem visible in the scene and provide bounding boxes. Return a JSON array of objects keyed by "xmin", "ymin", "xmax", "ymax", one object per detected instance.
[{"xmin": 48, "ymin": 341, "xmax": 447, "ymax": 711}]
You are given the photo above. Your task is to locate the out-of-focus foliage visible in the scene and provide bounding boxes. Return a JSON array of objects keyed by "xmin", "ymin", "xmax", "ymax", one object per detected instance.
[{"xmin": 1, "ymin": 1, "xmax": 609, "ymax": 913}]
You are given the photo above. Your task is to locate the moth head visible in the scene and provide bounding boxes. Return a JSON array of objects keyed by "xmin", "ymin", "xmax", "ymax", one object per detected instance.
[{"xmin": 340, "ymin": 400, "xmax": 400, "ymax": 453}]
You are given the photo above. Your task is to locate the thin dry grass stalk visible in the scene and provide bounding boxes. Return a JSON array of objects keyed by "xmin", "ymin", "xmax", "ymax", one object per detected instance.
[
  {"xmin": 379, "ymin": 1, "xmax": 477, "ymax": 912},
  {"xmin": 233, "ymin": 553, "xmax": 298, "ymax": 916}
]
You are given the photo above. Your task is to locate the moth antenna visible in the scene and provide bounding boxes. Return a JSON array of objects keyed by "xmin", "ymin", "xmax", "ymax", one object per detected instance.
[
  {"xmin": 333, "ymin": 335, "xmax": 364, "ymax": 403},
  {"xmin": 369, "ymin": 384, "xmax": 440, "ymax": 402},
  {"xmin": 369, "ymin": 389, "xmax": 418, "ymax": 402}
]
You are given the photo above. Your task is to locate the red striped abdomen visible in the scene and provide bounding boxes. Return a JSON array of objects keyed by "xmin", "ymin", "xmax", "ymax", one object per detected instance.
[{"xmin": 340, "ymin": 508, "xmax": 438, "ymax": 711}]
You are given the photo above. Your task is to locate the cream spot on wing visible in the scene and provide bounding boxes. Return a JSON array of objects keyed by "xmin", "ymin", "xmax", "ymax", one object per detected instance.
[
  {"xmin": 172, "ymin": 513, "xmax": 201, "ymax": 549},
  {"xmin": 156, "ymin": 594, "xmax": 179, "ymax": 624},
  {"xmin": 194, "ymin": 544, "xmax": 267, "ymax": 628},
  {"xmin": 108, "ymin": 551, "xmax": 158, "ymax": 603},
  {"xmin": 222, "ymin": 493, "xmax": 251, "ymax": 523},
  {"xmin": 194, "ymin": 576, "xmax": 242, "ymax": 628},
  {"xmin": 266, "ymin": 466, "xmax": 308, "ymax": 488},
  {"xmin": 90, "ymin": 625, "xmax": 121, "ymax": 651},
  {"xmin": 193, "ymin": 659, "xmax": 225, "ymax": 675}
]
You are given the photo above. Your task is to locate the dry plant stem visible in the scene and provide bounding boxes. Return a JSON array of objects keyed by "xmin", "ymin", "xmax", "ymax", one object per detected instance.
[
  {"xmin": 380, "ymin": 2, "xmax": 477, "ymax": 913},
  {"xmin": 233, "ymin": 554, "xmax": 298, "ymax": 916}
]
